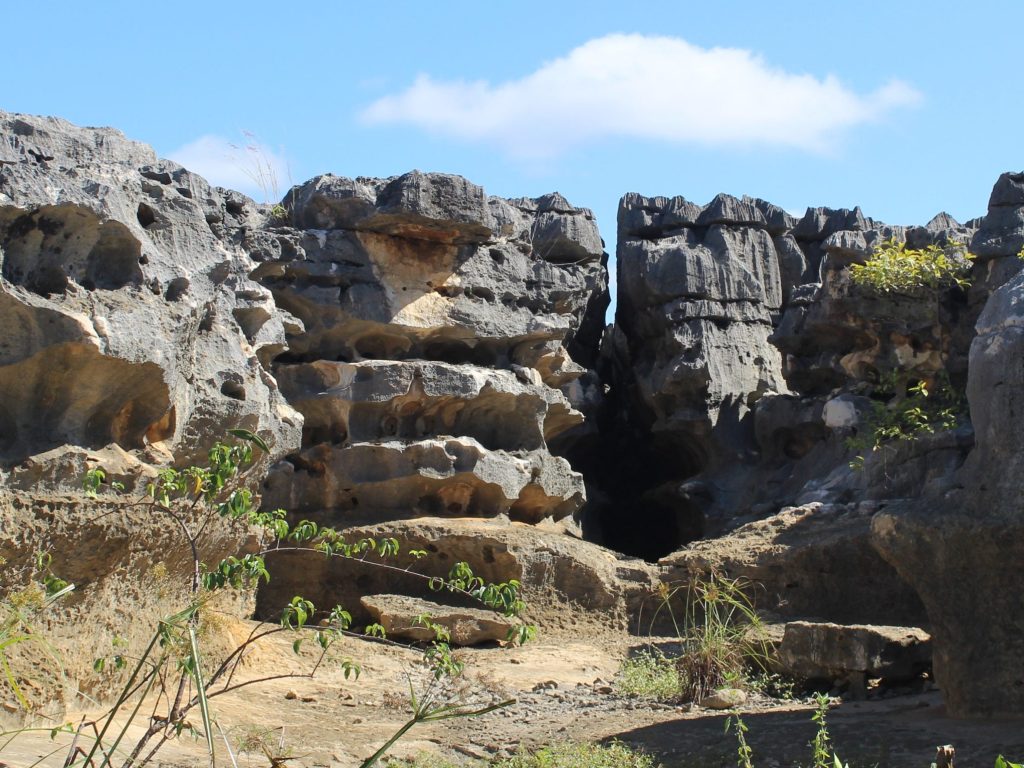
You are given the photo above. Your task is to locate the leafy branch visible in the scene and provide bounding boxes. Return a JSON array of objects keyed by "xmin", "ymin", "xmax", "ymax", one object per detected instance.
[{"xmin": 29, "ymin": 429, "xmax": 531, "ymax": 767}]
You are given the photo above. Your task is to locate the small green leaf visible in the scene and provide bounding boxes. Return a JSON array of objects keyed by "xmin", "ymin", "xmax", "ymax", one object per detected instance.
[{"xmin": 227, "ymin": 428, "xmax": 270, "ymax": 454}]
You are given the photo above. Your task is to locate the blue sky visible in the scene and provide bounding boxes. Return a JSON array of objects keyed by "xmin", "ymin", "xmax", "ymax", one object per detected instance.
[{"xmin": 3, "ymin": 2, "xmax": 1021, "ymax": 301}]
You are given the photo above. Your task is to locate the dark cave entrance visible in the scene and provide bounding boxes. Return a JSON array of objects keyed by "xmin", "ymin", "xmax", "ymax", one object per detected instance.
[{"xmin": 563, "ymin": 427, "xmax": 710, "ymax": 562}]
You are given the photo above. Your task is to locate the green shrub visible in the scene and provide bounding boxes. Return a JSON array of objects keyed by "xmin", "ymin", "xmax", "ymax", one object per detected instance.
[
  {"xmin": 616, "ymin": 647, "xmax": 682, "ymax": 701},
  {"xmin": 846, "ymin": 372, "xmax": 964, "ymax": 468},
  {"xmin": 666, "ymin": 575, "xmax": 769, "ymax": 703},
  {"xmin": 849, "ymin": 238, "xmax": 973, "ymax": 295}
]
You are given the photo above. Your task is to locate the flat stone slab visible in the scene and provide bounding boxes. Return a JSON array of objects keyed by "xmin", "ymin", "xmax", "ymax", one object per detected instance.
[
  {"xmin": 360, "ymin": 593, "xmax": 515, "ymax": 646},
  {"xmin": 778, "ymin": 621, "xmax": 931, "ymax": 682}
]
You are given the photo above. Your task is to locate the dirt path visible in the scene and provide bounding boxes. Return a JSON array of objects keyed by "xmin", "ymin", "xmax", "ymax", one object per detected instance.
[{"xmin": 3, "ymin": 623, "xmax": 1023, "ymax": 768}]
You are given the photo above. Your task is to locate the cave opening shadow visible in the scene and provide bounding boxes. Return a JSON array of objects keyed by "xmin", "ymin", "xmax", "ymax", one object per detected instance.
[{"xmin": 577, "ymin": 430, "xmax": 709, "ymax": 562}]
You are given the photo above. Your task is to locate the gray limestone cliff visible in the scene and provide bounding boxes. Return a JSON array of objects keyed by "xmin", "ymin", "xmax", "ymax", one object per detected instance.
[{"xmin": 3, "ymin": 110, "xmax": 1024, "ymax": 718}]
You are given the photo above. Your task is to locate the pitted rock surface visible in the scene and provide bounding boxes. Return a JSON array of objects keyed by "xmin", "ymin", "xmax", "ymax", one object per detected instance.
[{"xmin": 0, "ymin": 111, "xmax": 302, "ymax": 474}]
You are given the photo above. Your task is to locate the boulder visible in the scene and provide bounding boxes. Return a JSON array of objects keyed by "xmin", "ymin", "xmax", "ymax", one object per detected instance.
[
  {"xmin": 777, "ymin": 621, "xmax": 931, "ymax": 683},
  {"xmin": 360, "ymin": 594, "xmax": 515, "ymax": 646},
  {"xmin": 698, "ymin": 688, "xmax": 747, "ymax": 709}
]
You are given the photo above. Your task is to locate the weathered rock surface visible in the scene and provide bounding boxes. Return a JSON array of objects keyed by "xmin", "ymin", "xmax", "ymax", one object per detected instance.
[
  {"xmin": 873, "ymin": 241, "xmax": 1024, "ymax": 715},
  {"xmin": 661, "ymin": 503, "xmax": 927, "ymax": 628},
  {"xmin": 777, "ymin": 622, "xmax": 931, "ymax": 683},
  {"xmin": 251, "ymin": 170, "xmax": 607, "ymax": 578},
  {"xmin": 0, "ymin": 111, "xmax": 302, "ymax": 471},
  {"xmin": 360, "ymin": 593, "xmax": 514, "ymax": 646}
]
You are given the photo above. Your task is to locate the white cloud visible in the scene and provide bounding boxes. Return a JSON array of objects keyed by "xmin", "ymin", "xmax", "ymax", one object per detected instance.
[
  {"xmin": 167, "ymin": 134, "xmax": 290, "ymax": 201},
  {"xmin": 360, "ymin": 34, "xmax": 922, "ymax": 157}
]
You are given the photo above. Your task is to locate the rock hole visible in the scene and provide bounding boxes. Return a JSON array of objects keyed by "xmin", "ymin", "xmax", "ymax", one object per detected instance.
[
  {"xmin": 136, "ymin": 203, "xmax": 157, "ymax": 229},
  {"xmin": 380, "ymin": 414, "xmax": 399, "ymax": 437},
  {"xmin": 139, "ymin": 168, "xmax": 172, "ymax": 184},
  {"xmin": 220, "ymin": 381, "xmax": 247, "ymax": 401},
  {"xmin": 0, "ymin": 405, "xmax": 18, "ymax": 455},
  {"xmin": 146, "ymin": 406, "xmax": 176, "ymax": 444},
  {"xmin": 199, "ymin": 307, "xmax": 216, "ymax": 332},
  {"xmin": 164, "ymin": 277, "xmax": 190, "ymax": 302},
  {"xmin": 471, "ymin": 286, "xmax": 495, "ymax": 302},
  {"xmin": 225, "ymin": 200, "xmax": 245, "ymax": 216},
  {"xmin": 86, "ymin": 221, "xmax": 144, "ymax": 290},
  {"xmin": 576, "ymin": 430, "xmax": 709, "ymax": 561},
  {"xmin": 29, "ymin": 265, "xmax": 69, "ymax": 296}
]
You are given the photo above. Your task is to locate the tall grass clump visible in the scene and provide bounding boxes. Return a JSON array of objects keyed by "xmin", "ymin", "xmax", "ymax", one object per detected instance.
[{"xmin": 662, "ymin": 574, "xmax": 769, "ymax": 702}]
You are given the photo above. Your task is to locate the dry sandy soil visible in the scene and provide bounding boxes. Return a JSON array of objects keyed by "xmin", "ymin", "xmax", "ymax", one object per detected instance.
[{"xmin": 3, "ymin": 618, "xmax": 1024, "ymax": 768}]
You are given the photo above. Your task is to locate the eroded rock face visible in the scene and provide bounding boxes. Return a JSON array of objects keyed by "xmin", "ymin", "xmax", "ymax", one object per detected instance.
[
  {"xmin": 254, "ymin": 171, "xmax": 606, "ymax": 541},
  {"xmin": 585, "ymin": 191, "xmax": 978, "ymax": 562},
  {"xmin": 0, "ymin": 112, "xmax": 307, "ymax": 709},
  {"xmin": 873, "ymin": 256, "xmax": 1024, "ymax": 716},
  {"xmin": 0, "ymin": 112, "xmax": 302, "ymax": 473}
]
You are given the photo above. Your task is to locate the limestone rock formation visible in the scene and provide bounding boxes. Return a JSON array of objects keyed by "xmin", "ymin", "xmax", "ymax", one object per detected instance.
[
  {"xmin": 6, "ymin": 109, "xmax": 1024, "ymax": 722},
  {"xmin": 594, "ymin": 180, "xmax": 1021, "ymax": 717},
  {"xmin": 0, "ymin": 111, "xmax": 302, "ymax": 474},
  {"xmin": 253, "ymin": 171, "xmax": 606, "ymax": 544},
  {"xmin": 583, "ymin": 190, "xmax": 976, "ymax": 562},
  {"xmin": 872, "ymin": 228, "xmax": 1024, "ymax": 716},
  {"xmin": 0, "ymin": 114, "xmax": 609, "ymax": 701},
  {"xmin": 0, "ymin": 111, "xmax": 306, "ymax": 704}
]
